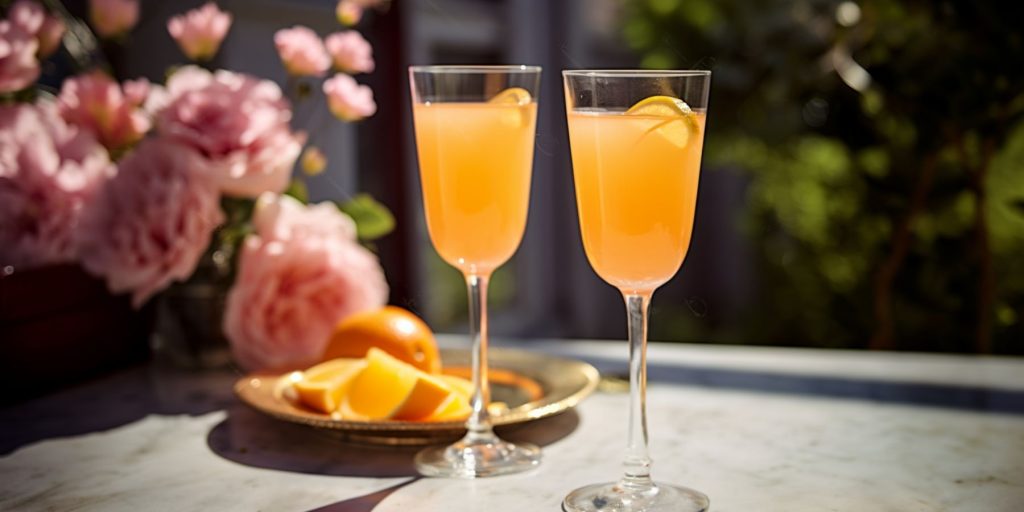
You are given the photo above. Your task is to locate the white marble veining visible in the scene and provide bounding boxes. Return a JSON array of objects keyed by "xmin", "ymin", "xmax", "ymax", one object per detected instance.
[{"xmin": 2, "ymin": 341, "xmax": 1023, "ymax": 511}]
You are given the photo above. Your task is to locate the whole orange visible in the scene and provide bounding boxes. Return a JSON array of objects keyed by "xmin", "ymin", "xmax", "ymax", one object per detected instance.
[{"xmin": 321, "ymin": 306, "xmax": 441, "ymax": 374}]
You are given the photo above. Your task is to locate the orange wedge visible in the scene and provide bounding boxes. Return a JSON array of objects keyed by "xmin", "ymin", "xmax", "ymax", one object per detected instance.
[
  {"xmin": 438, "ymin": 374, "xmax": 474, "ymax": 399},
  {"xmin": 293, "ymin": 358, "xmax": 366, "ymax": 414},
  {"xmin": 340, "ymin": 348, "xmax": 463, "ymax": 421},
  {"xmin": 424, "ymin": 394, "xmax": 473, "ymax": 422},
  {"xmin": 391, "ymin": 373, "xmax": 454, "ymax": 420}
]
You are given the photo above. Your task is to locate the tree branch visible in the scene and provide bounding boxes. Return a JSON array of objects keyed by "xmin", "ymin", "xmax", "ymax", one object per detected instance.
[{"xmin": 869, "ymin": 153, "xmax": 938, "ymax": 350}]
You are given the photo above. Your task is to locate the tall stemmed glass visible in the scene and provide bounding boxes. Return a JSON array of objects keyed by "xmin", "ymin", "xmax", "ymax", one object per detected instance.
[
  {"xmin": 562, "ymin": 70, "xmax": 712, "ymax": 511},
  {"xmin": 409, "ymin": 65, "xmax": 542, "ymax": 477}
]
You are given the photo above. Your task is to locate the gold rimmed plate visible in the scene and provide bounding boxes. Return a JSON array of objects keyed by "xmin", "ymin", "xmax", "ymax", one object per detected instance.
[{"xmin": 235, "ymin": 347, "xmax": 600, "ymax": 445}]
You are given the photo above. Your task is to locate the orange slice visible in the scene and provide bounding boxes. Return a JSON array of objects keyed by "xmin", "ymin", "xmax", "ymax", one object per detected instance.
[
  {"xmin": 438, "ymin": 374, "xmax": 474, "ymax": 399},
  {"xmin": 391, "ymin": 373, "xmax": 454, "ymax": 420},
  {"xmin": 626, "ymin": 95, "xmax": 700, "ymax": 149},
  {"xmin": 488, "ymin": 87, "xmax": 531, "ymax": 105},
  {"xmin": 340, "ymin": 348, "xmax": 462, "ymax": 421},
  {"xmin": 424, "ymin": 394, "xmax": 473, "ymax": 422},
  {"xmin": 322, "ymin": 306, "xmax": 441, "ymax": 374},
  {"xmin": 293, "ymin": 358, "xmax": 366, "ymax": 414}
]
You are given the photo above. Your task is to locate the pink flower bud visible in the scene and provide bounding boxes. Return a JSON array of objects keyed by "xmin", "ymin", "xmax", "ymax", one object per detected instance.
[
  {"xmin": 273, "ymin": 26, "xmax": 330, "ymax": 77},
  {"xmin": 300, "ymin": 146, "xmax": 327, "ymax": 176},
  {"xmin": 323, "ymin": 73, "xmax": 376, "ymax": 121},
  {"xmin": 167, "ymin": 2, "xmax": 232, "ymax": 62},
  {"xmin": 89, "ymin": 0, "xmax": 139, "ymax": 38},
  {"xmin": 335, "ymin": 1, "xmax": 363, "ymax": 26},
  {"xmin": 324, "ymin": 30, "xmax": 374, "ymax": 74}
]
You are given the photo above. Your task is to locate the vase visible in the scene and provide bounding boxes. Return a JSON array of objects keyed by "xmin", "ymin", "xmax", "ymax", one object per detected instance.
[{"xmin": 150, "ymin": 251, "xmax": 235, "ymax": 370}]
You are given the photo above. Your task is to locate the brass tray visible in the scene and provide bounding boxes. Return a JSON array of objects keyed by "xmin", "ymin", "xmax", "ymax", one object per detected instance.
[{"xmin": 234, "ymin": 347, "xmax": 600, "ymax": 445}]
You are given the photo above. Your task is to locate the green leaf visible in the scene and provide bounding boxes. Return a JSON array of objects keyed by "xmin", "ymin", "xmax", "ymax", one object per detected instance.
[
  {"xmin": 284, "ymin": 179, "xmax": 309, "ymax": 204},
  {"xmin": 337, "ymin": 194, "xmax": 395, "ymax": 241}
]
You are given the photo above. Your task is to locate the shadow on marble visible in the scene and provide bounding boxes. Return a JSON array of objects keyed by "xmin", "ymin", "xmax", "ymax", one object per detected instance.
[
  {"xmin": 0, "ymin": 364, "xmax": 240, "ymax": 455},
  {"xmin": 304, "ymin": 478, "xmax": 421, "ymax": 512},
  {"xmin": 206, "ymin": 403, "xmax": 580, "ymax": 478}
]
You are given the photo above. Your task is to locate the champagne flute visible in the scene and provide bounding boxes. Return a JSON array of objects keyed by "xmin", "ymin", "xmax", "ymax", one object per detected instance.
[
  {"xmin": 409, "ymin": 65, "xmax": 542, "ymax": 478},
  {"xmin": 562, "ymin": 70, "xmax": 712, "ymax": 511}
]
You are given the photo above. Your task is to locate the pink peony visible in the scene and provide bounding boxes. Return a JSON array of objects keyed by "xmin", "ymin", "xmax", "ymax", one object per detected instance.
[
  {"xmin": 154, "ymin": 66, "xmax": 303, "ymax": 198},
  {"xmin": 9, "ymin": 0, "xmax": 63, "ymax": 58},
  {"xmin": 0, "ymin": 103, "xmax": 113, "ymax": 269},
  {"xmin": 273, "ymin": 26, "xmax": 330, "ymax": 77},
  {"xmin": 78, "ymin": 139, "xmax": 224, "ymax": 308},
  {"xmin": 224, "ymin": 193, "xmax": 388, "ymax": 371},
  {"xmin": 323, "ymin": 73, "xmax": 375, "ymax": 121},
  {"xmin": 57, "ymin": 72, "xmax": 151, "ymax": 153},
  {"xmin": 167, "ymin": 2, "xmax": 232, "ymax": 62},
  {"xmin": 324, "ymin": 31, "xmax": 374, "ymax": 74},
  {"xmin": 89, "ymin": 0, "xmax": 139, "ymax": 38},
  {"xmin": 0, "ymin": 19, "xmax": 39, "ymax": 93}
]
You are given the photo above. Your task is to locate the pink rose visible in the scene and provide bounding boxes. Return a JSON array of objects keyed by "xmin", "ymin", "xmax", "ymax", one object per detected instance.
[
  {"xmin": 154, "ymin": 66, "xmax": 303, "ymax": 198},
  {"xmin": 57, "ymin": 72, "xmax": 151, "ymax": 153},
  {"xmin": 324, "ymin": 31, "xmax": 374, "ymax": 74},
  {"xmin": 335, "ymin": 1, "xmax": 363, "ymax": 26},
  {"xmin": 323, "ymin": 73, "xmax": 375, "ymax": 121},
  {"xmin": 78, "ymin": 139, "xmax": 224, "ymax": 308},
  {"xmin": 9, "ymin": 0, "xmax": 63, "ymax": 58},
  {"xmin": 167, "ymin": 2, "xmax": 232, "ymax": 62},
  {"xmin": 89, "ymin": 0, "xmax": 139, "ymax": 38},
  {"xmin": 224, "ymin": 193, "xmax": 388, "ymax": 371},
  {"xmin": 0, "ymin": 19, "xmax": 39, "ymax": 93},
  {"xmin": 273, "ymin": 26, "xmax": 330, "ymax": 77},
  {"xmin": 0, "ymin": 103, "xmax": 112, "ymax": 270}
]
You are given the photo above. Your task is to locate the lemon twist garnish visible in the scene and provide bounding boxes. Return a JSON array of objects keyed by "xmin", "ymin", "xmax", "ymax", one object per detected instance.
[
  {"xmin": 488, "ymin": 87, "xmax": 532, "ymax": 105},
  {"xmin": 626, "ymin": 95, "xmax": 699, "ymax": 148}
]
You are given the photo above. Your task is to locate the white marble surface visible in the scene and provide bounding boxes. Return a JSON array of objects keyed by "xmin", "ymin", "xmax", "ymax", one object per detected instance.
[{"xmin": 2, "ymin": 340, "xmax": 1024, "ymax": 511}]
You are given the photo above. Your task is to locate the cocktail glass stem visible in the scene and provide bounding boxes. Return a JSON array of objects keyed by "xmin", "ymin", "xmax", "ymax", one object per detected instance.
[
  {"xmin": 464, "ymin": 273, "xmax": 496, "ymax": 443},
  {"xmin": 621, "ymin": 292, "xmax": 655, "ymax": 492}
]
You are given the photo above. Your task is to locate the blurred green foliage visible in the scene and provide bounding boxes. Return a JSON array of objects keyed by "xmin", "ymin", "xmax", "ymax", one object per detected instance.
[{"xmin": 625, "ymin": 0, "xmax": 1024, "ymax": 352}]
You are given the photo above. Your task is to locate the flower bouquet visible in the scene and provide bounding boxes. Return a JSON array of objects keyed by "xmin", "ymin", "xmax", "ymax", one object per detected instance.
[{"xmin": 0, "ymin": 0, "xmax": 394, "ymax": 390}]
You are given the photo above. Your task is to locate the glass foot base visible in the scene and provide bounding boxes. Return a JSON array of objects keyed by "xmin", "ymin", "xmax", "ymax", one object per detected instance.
[
  {"xmin": 563, "ymin": 481, "xmax": 709, "ymax": 512},
  {"xmin": 414, "ymin": 437, "xmax": 541, "ymax": 478}
]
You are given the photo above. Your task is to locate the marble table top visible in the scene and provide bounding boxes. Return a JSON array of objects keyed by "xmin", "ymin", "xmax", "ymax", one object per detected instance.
[{"xmin": 2, "ymin": 338, "xmax": 1023, "ymax": 511}]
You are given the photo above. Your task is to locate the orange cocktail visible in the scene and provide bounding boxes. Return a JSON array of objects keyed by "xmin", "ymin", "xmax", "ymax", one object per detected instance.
[
  {"xmin": 568, "ymin": 109, "xmax": 706, "ymax": 294},
  {"xmin": 413, "ymin": 101, "xmax": 537, "ymax": 275},
  {"xmin": 409, "ymin": 66, "xmax": 542, "ymax": 478}
]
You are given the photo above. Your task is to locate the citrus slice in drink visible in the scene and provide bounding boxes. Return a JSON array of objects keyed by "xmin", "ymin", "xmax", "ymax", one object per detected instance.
[
  {"xmin": 488, "ymin": 87, "xmax": 532, "ymax": 105},
  {"xmin": 293, "ymin": 358, "xmax": 366, "ymax": 414},
  {"xmin": 626, "ymin": 95, "xmax": 700, "ymax": 148},
  {"xmin": 489, "ymin": 87, "xmax": 533, "ymax": 128}
]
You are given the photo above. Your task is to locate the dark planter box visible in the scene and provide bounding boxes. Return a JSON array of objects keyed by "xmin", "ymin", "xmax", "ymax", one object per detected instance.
[{"xmin": 0, "ymin": 265, "xmax": 151, "ymax": 404}]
